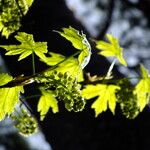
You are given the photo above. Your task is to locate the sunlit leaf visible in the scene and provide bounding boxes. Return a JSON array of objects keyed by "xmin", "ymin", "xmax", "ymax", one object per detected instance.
[
  {"xmin": 57, "ymin": 26, "xmax": 91, "ymax": 69},
  {"xmin": 82, "ymin": 84, "xmax": 120, "ymax": 117},
  {"xmin": 0, "ymin": 73, "xmax": 13, "ymax": 86},
  {"xmin": 42, "ymin": 52, "xmax": 64, "ymax": 66},
  {"xmin": 134, "ymin": 65, "xmax": 150, "ymax": 111},
  {"xmin": 96, "ymin": 34, "xmax": 127, "ymax": 66},
  {"xmin": 0, "ymin": 73, "xmax": 24, "ymax": 121},
  {"xmin": 0, "ymin": 32, "xmax": 47, "ymax": 61},
  {"xmin": 26, "ymin": 0, "xmax": 34, "ymax": 7},
  {"xmin": 38, "ymin": 89, "xmax": 59, "ymax": 121},
  {"xmin": 82, "ymin": 84, "xmax": 102, "ymax": 99},
  {"xmin": 41, "ymin": 52, "xmax": 84, "ymax": 82},
  {"xmin": 140, "ymin": 64, "xmax": 149, "ymax": 78}
]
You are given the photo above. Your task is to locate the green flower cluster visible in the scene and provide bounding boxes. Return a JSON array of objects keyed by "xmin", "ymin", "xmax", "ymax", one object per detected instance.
[
  {"xmin": 11, "ymin": 109, "xmax": 38, "ymax": 136},
  {"xmin": 0, "ymin": 0, "xmax": 33, "ymax": 38},
  {"xmin": 116, "ymin": 79, "xmax": 140, "ymax": 119},
  {"xmin": 37, "ymin": 71, "xmax": 86, "ymax": 112}
]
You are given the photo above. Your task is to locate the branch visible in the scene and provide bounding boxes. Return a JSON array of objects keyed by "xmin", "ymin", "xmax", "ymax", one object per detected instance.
[{"xmin": 0, "ymin": 51, "xmax": 81, "ymax": 88}]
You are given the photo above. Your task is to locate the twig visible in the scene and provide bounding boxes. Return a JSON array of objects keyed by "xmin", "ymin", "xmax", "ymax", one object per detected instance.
[{"xmin": 0, "ymin": 50, "xmax": 81, "ymax": 88}]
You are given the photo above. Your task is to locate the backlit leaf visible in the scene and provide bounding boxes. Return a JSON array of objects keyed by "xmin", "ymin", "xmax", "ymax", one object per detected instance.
[
  {"xmin": 57, "ymin": 26, "xmax": 91, "ymax": 69},
  {"xmin": 42, "ymin": 52, "xmax": 84, "ymax": 82},
  {"xmin": 82, "ymin": 84, "xmax": 120, "ymax": 117},
  {"xmin": 82, "ymin": 84, "xmax": 102, "ymax": 99},
  {"xmin": 38, "ymin": 89, "xmax": 59, "ymax": 121},
  {"xmin": 26, "ymin": 0, "xmax": 34, "ymax": 7},
  {"xmin": 0, "ymin": 73, "xmax": 24, "ymax": 121},
  {"xmin": 134, "ymin": 65, "xmax": 150, "ymax": 111},
  {"xmin": 96, "ymin": 34, "xmax": 127, "ymax": 66},
  {"xmin": 0, "ymin": 32, "xmax": 47, "ymax": 61},
  {"xmin": 0, "ymin": 73, "xmax": 13, "ymax": 86}
]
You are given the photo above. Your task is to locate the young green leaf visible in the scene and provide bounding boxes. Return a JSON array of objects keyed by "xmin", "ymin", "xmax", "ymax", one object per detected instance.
[
  {"xmin": 25, "ymin": 0, "xmax": 34, "ymax": 8},
  {"xmin": 38, "ymin": 89, "xmax": 59, "ymax": 121},
  {"xmin": 82, "ymin": 84, "xmax": 120, "ymax": 117},
  {"xmin": 41, "ymin": 52, "xmax": 84, "ymax": 82},
  {"xmin": 0, "ymin": 32, "xmax": 47, "ymax": 61},
  {"xmin": 96, "ymin": 34, "xmax": 127, "ymax": 66},
  {"xmin": 134, "ymin": 65, "xmax": 150, "ymax": 111},
  {"xmin": 0, "ymin": 73, "xmax": 24, "ymax": 121},
  {"xmin": 82, "ymin": 84, "xmax": 103, "ymax": 100},
  {"xmin": 0, "ymin": 73, "xmax": 13, "ymax": 86},
  {"xmin": 42, "ymin": 52, "xmax": 65, "ymax": 66},
  {"xmin": 56, "ymin": 26, "xmax": 91, "ymax": 69},
  {"xmin": 140, "ymin": 64, "xmax": 149, "ymax": 78}
]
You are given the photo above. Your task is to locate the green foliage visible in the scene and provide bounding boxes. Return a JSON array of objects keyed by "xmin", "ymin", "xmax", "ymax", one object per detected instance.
[
  {"xmin": 0, "ymin": 73, "xmax": 24, "ymax": 121},
  {"xmin": 42, "ymin": 52, "xmax": 64, "ymax": 66},
  {"xmin": 96, "ymin": 34, "xmax": 127, "ymax": 66},
  {"xmin": 41, "ymin": 52, "xmax": 84, "ymax": 82},
  {"xmin": 57, "ymin": 26, "xmax": 91, "ymax": 69},
  {"xmin": 25, "ymin": 0, "xmax": 34, "ymax": 6},
  {"xmin": 0, "ymin": 26, "xmax": 149, "ymax": 136},
  {"xmin": 0, "ymin": 32, "xmax": 47, "ymax": 61},
  {"xmin": 82, "ymin": 84, "xmax": 120, "ymax": 117},
  {"xmin": 0, "ymin": 73, "xmax": 13, "ymax": 85},
  {"xmin": 0, "ymin": 0, "xmax": 33, "ymax": 38},
  {"xmin": 134, "ymin": 64, "xmax": 150, "ymax": 111},
  {"xmin": 38, "ymin": 89, "xmax": 59, "ymax": 121}
]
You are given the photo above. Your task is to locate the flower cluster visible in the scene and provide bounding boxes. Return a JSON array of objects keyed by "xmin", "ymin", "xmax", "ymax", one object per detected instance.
[
  {"xmin": 0, "ymin": 0, "xmax": 32, "ymax": 37},
  {"xmin": 37, "ymin": 71, "xmax": 85, "ymax": 112},
  {"xmin": 116, "ymin": 79, "xmax": 140, "ymax": 119},
  {"xmin": 11, "ymin": 109, "xmax": 38, "ymax": 136}
]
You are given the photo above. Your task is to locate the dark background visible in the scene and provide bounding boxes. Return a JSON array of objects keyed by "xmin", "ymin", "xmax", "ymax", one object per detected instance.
[{"xmin": 1, "ymin": 0, "xmax": 150, "ymax": 150}]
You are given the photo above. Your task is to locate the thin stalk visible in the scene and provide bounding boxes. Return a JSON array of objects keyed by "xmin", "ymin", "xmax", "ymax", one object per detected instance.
[
  {"xmin": 19, "ymin": 98, "xmax": 33, "ymax": 115},
  {"xmin": 84, "ymin": 76, "xmax": 143, "ymax": 86},
  {"xmin": 14, "ymin": 108, "xmax": 20, "ymax": 116},
  {"xmin": 23, "ymin": 95, "xmax": 41, "ymax": 100},
  {"xmin": 32, "ymin": 53, "xmax": 36, "ymax": 75},
  {"xmin": 105, "ymin": 58, "xmax": 117, "ymax": 79}
]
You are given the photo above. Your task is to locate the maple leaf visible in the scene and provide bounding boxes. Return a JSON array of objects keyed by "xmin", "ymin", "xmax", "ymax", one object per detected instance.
[
  {"xmin": 96, "ymin": 34, "xmax": 127, "ymax": 66},
  {"xmin": 0, "ymin": 73, "xmax": 24, "ymax": 121},
  {"xmin": 82, "ymin": 84, "xmax": 120, "ymax": 117},
  {"xmin": 134, "ymin": 65, "xmax": 150, "ymax": 111},
  {"xmin": 56, "ymin": 26, "xmax": 91, "ymax": 69},
  {"xmin": 0, "ymin": 32, "xmax": 47, "ymax": 61},
  {"xmin": 41, "ymin": 52, "xmax": 84, "ymax": 82},
  {"xmin": 38, "ymin": 89, "xmax": 59, "ymax": 121}
]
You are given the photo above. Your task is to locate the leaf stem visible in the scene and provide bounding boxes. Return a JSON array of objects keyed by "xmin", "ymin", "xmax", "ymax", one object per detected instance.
[
  {"xmin": 84, "ymin": 76, "xmax": 143, "ymax": 86},
  {"xmin": 23, "ymin": 95, "xmax": 41, "ymax": 100},
  {"xmin": 106, "ymin": 58, "xmax": 117, "ymax": 78},
  {"xmin": 32, "ymin": 52, "xmax": 36, "ymax": 75},
  {"xmin": 19, "ymin": 98, "xmax": 33, "ymax": 114}
]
